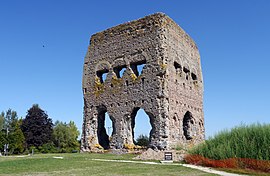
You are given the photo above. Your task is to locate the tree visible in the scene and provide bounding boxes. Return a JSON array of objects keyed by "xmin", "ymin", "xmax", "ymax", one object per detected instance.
[
  {"xmin": 0, "ymin": 132, "xmax": 7, "ymax": 152},
  {"xmin": 3, "ymin": 109, "xmax": 18, "ymax": 132},
  {"xmin": 0, "ymin": 109, "xmax": 18, "ymax": 133},
  {"xmin": 9, "ymin": 119, "xmax": 25, "ymax": 154},
  {"xmin": 0, "ymin": 112, "xmax": 5, "ymax": 152},
  {"xmin": 21, "ymin": 104, "xmax": 53, "ymax": 148},
  {"xmin": 53, "ymin": 121, "xmax": 67, "ymax": 149},
  {"xmin": 68, "ymin": 121, "xmax": 80, "ymax": 149},
  {"xmin": 0, "ymin": 109, "xmax": 25, "ymax": 154},
  {"xmin": 0, "ymin": 112, "xmax": 4, "ymax": 131},
  {"xmin": 135, "ymin": 134, "xmax": 149, "ymax": 147},
  {"xmin": 53, "ymin": 120, "xmax": 80, "ymax": 152}
]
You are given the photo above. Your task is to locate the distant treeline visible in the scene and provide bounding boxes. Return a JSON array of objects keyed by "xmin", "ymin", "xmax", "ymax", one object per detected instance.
[{"xmin": 0, "ymin": 104, "xmax": 80, "ymax": 155}]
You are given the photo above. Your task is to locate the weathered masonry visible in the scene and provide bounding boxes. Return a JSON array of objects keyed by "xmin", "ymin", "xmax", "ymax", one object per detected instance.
[{"xmin": 81, "ymin": 13, "xmax": 204, "ymax": 151}]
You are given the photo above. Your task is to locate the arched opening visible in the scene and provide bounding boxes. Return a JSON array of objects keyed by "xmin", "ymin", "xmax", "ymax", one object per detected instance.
[
  {"xmin": 130, "ymin": 60, "xmax": 146, "ymax": 76},
  {"xmin": 137, "ymin": 63, "xmax": 145, "ymax": 76},
  {"xmin": 113, "ymin": 65, "xmax": 126, "ymax": 78},
  {"xmin": 96, "ymin": 69, "xmax": 109, "ymax": 83},
  {"xmin": 97, "ymin": 105, "xmax": 114, "ymax": 149},
  {"xmin": 105, "ymin": 112, "xmax": 113, "ymax": 137},
  {"xmin": 183, "ymin": 67, "xmax": 190, "ymax": 80},
  {"xmin": 174, "ymin": 61, "xmax": 182, "ymax": 73},
  {"xmin": 191, "ymin": 72, "xmax": 197, "ymax": 80},
  {"xmin": 183, "ymin": 111, "xmax": 194, "ymax": 140},
  {"xmin": 131, "ymin": 108, "xmax": 154, "ymax": 147}
]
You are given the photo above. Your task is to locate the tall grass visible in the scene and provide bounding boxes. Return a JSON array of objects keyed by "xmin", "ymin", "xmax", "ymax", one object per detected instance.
[{"xmin": 189, "ymin": 123, "xmax": 270, "ymax": 160}]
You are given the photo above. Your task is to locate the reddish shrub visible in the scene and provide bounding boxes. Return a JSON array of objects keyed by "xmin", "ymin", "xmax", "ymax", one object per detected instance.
[
  {"xmin": 222, "ymin": 158, "xmax": 238, "ymax": 168},
  {"xmin": 240, "ymin": 158, "xmax": 270, "ymax": 173},
  {"xmin": 184, "ymin": 154, "xmax": 210, "ymax": 166},
  {"xmin": 210, "ymin": 158, "xmax": 237, "ymax": 168},
  {"xmin": 184, "ymin": 154, "xmax": 270, "ymax": 173},
  {"xmin": 185, "ymin": 155, "xmax": 239, "ymax": 168}
]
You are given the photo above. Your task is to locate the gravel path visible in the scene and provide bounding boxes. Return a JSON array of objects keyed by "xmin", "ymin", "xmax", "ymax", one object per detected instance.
[{"xmin": 92, "ymin": 159, "xmax": 247, "ymax": 176}]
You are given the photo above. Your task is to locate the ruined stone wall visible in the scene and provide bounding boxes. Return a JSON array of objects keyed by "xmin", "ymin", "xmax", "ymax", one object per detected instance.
[
  {"xmin": 81, "ymin": 13, "xmax": 204, "ymax": 151},
  {"xmin": 162, "ymin": 17, "xmax": 204, "ymax": 148}
]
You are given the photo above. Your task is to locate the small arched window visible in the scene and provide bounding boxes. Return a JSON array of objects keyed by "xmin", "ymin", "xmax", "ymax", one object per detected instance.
[
  {"xmin": 174, "ymin": 61, "xmax": 182, "ymax": 73},
  {"xmin": 96, "ymin": 69, "xmax": 109, "ymax": 83},
  {"xmin": 183, "ymin": 111, "xmax": 194, "ymax": 140},
  {"xmin": 191, "ymin": 73, "xmax": 197, "ymax": 81},
  {"xmin": 130, "ymin": 60, "xmax": 146, "ymax": 76},
  {"xmin": 113, "ymin": 65, "xmax": 126, "ymax": 78}
]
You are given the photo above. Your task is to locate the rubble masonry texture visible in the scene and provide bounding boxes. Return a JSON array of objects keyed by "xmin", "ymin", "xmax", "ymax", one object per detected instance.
[{"xmin": 81, "ymin": 13, "xmax": 204, "ymax": 151}]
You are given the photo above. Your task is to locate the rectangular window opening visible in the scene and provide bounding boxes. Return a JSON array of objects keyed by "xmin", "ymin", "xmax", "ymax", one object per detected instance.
[{"xmin": 83, "ymin": 88, "xmax": 87, "ymax": 94}]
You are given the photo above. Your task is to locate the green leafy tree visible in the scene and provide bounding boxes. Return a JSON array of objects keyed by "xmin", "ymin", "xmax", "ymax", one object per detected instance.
[
  {"xmin": 53, "ymin": 120, "xmax": 80, "ymax": 152},
  {"xmin": 53, "ymin": 121, "xmax": 67, "ymax": 149},
  {"xmin": 21, "ymin": 104, "xmax": 53, "ymax": 148},
  {"xmin": 0, "ymin": 132, "xmax": 7, "ymax": 152},
  {"xmin": 0, "ymin": 112, "xmax": 4, "ymax": 131},
  {"xmin": 9, "ymin": 119, "xmax": 25, "ymax": 154},
  {"xmin": 135, "ymin": 134, "xmax": 149, "ymax": 147},
  {"xmin": 68, "ymin": 121, "xmax": 80, "ymax": 149},
  {"xmin": 0, "ymin": 109, "xmax": 25, "ymax": 154},
  {"xmin": 0, "ymin": 112, "xmax": 5, "ymax": 152},
  {"xmin": 3, "ymin": 109, "xmax": 18, "ymax": 132}
]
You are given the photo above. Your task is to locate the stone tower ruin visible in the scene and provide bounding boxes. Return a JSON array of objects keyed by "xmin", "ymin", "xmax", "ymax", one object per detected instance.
[{"xmin": 81, "ymin": 13, "xmax": 204, "ymax": 151}]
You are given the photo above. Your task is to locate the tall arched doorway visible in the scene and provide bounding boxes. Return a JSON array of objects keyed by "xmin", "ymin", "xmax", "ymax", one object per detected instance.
[
  {"xmin": 97, "ymin": 105, "xmax": 115, "ymax": 149},
  {"xmin": 131, "ymin": 107, "xmax": 154, "ymax": 147}
]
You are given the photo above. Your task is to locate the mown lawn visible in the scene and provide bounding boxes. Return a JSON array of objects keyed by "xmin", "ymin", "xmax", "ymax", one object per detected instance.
[{"xmin": 0, "ymin": 153, "xmax": 217, "ymax": 176}]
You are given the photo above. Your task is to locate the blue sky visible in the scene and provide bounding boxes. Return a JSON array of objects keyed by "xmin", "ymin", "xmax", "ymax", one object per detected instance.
[{"xmin": 1, "ymin": 1, "xmax": 269, "ymax": 139}]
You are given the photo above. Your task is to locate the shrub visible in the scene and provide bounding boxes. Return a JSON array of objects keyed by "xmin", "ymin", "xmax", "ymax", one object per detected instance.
[
  {"xmin": 39, "ymin": 143, "xmax": 57, "ymax": 153},
  {"xmin": 240, "ymin": 158, "xmax": 270, "ymax": 173},
  {"xmin": 29, "ymin": 146, "xmax": 39, "ymax": 154},
  {"xmin": 189, "ymin": 123, "xmax": 270, "ymax": 160},
  {"xmin": 135, "ymin": 134, "xmax": 149, "ymax": 147},
  {"xmin": 184, "ymin": 154, "xmax": 270, "ymax": 173}
]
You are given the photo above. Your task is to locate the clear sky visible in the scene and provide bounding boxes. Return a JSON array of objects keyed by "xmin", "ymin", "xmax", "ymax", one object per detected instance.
[{"xmin": 1, "ymin": 0, "xmax": 270, "ymax": 139}]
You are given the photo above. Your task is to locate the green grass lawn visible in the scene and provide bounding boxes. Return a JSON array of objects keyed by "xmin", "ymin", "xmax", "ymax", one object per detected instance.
[{"xmin": 0, "ymin": 153, "xmax": 217, "ymax": 176}]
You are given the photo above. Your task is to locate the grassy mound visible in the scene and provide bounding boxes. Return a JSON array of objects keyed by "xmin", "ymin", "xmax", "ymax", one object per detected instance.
[{"xmin": 189, "ymin": 123, "xmax": 270, "ymax": 160}]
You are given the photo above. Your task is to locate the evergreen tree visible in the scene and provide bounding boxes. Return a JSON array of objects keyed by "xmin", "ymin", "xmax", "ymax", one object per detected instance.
[{"xmin": 21, "ymin": 104, "xmax": 53, "ymax": 148}]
